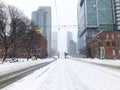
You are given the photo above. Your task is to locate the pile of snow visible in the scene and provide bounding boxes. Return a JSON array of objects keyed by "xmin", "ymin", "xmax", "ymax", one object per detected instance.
[
  {"xmin": 71, "ymin": 57, "xmax": 120, "ymax": 67},
  {"xmin": 0, "ymin": 58, "xmax": 54, "ymax": 76},
  {"xmin": 2, "ymin": 59, "xmax": 59, "ymax": 90}
]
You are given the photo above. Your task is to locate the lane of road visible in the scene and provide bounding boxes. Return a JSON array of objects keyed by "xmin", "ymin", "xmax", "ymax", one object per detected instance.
[
  {"xmin": 0, "ymin": 61, "xmax": 54, "ymax": 89},
  {"xmin": 65, "ymin": 59, "xmax": 120, "ymax": 90},
  {"xmin": 36, "ymin": 59, "xmax": 120, "ymax": 90}
]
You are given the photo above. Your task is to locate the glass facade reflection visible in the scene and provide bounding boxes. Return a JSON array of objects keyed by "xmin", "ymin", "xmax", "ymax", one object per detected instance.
[
  {"xmin": 77, "ymin": 0, "xmax": 115, "ymax": 56},
  {"xmin": 86, "ymin": 0, "xmax": 97, "ymax": 27},
  {"xmin": 78, "ymin": 0, "xmax": 114, "ymax": 36}
]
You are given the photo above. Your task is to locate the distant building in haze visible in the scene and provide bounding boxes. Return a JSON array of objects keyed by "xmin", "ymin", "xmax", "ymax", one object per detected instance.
[
  {"xmin": 68, "ymin": 40, "xmax": 77, "ymax": 57},
  {"xmin": 32, "ymin": 6, "xmax": 52, "ymax": 57},
  {"xmin": 67, "ymin": 31, "xmax": 73, "ymax": 53},
  {"xmin": 51, "ymin": 31, "xmax": 58, "ymax": 56}
]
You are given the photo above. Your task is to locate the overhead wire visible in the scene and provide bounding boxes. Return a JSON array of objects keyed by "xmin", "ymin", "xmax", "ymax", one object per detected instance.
[{"xmin": 53, "ymin": 0, "xmax": 82, "ymax": 30}]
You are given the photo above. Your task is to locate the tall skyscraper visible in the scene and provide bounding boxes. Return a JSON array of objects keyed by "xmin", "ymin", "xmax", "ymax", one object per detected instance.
[
  {"xmin": 32, "ymin": 6, "xmax": 51, "ymax": 57},
  {"xmin": 68, "ymin": 40, "xmax": 77, "ymax": 57},
  {"xmin": 77, "ymin": 0, "xmax": 115, "ymax": 56},
  {"xmin": 51, "ymin": 31, "xmax": 58, "ymax": 55},
  {"xmin": 67, "ymin": 31, "xmax": 73, "ymax": 53},
  {"xmin": 114, "ymin": 0, "xmax": 120, "ymax": 30}
]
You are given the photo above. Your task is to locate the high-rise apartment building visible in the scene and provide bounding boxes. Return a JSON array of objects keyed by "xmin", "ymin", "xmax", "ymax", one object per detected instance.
[
  {"xmin": 32, "ymin": 6, "xmax": 51, "ymax": 57},
  {"xmin": 67, "ymin": 31, "xmax": 73, "ymax": 53},
  {"xmin": 77, "ymin": 0, "xmax": 115, "ymax": 56},
  {"xmin": 114, "ymin": 0, "xmax": 120, "ymax": 30},
  {"xmin": 68, "ymin": 40, "xmax": 77, "ymax": 57},
  {"xmin": 51, "ymin": 31, "xmax": 58, "ymax": 55}
]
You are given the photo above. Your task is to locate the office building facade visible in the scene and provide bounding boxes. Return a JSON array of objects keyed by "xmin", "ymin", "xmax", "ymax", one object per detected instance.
[
  {"xmin": 114, "ymin": 0, "xmax": 120, "ymax": 30},
  {"xmin": 77, "ymin": 0, "xmax": 115, "ymax": 57}
]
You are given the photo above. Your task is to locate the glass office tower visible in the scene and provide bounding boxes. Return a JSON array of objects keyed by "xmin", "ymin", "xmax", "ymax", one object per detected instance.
[
  {"xmin": 77, "ymin": 0, "xmax": 115, "ymax": 56},
  {"xmin": 32, "ymin": 6, "xmax": 52, "ymax": 57},
  {"xmin": 78, "ymin": 0, "xmax": 114, "ymax": 37}
]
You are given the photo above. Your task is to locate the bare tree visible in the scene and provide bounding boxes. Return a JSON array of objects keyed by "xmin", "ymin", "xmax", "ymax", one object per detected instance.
[
  {"xmin": 0, "ymin": 3, "xmax": 30, "ymax": 62},
  {"xmin": 0, "ymin": 2, "xmax": 13, "ymax": 62},
  {"xmin": 8, "ymin": 5, "xmax": 28, "ymax": 59},
  {"xmin": 0, "ymin": 2, "xmax": 47, "ymax": 61},
  {"xmin": 23, "ymin": 29, "xmax": 42, "ymax": 58},
  {"xmin": 23, "ymin": 21, "xmax": 48, "ymax": 59}
]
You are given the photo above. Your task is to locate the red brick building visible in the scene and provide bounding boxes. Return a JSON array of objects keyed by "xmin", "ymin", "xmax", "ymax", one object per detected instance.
[
  {"xmin": 16, "ymin": 33, "xmax": 47, "ymax": 58},
  {"xmin": 0, "ymin": 30, "xmax": 47, "ymax": 58},
  {"xmin": 86, "ymin": 31, "xmax": 120, "ymax": 59}
]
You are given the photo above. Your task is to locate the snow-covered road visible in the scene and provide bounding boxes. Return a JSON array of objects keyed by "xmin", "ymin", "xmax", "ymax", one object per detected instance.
[{"xmin": 3, "ymin": 59, "xmax": 120, "ymax": 90}]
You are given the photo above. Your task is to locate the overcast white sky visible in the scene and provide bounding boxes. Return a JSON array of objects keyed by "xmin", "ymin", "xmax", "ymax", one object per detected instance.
[{"xmin": 2, "ymin": 0, "xmax": 78, "ymax": 52}]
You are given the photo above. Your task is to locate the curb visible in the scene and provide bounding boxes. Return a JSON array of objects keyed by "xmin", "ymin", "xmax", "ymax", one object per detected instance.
[{"xmin": 70, "ymin": 57, "xmax": 120, "ymax": 69}]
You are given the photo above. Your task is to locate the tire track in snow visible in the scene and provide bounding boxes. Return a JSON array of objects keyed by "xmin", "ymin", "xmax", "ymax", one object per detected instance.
[
  {"xmin": 66, "ymin": 59, "xmax": 120, "ymax": 90},
  {"xmin": 64, "ymin": 60, "xmax": 90, "ymax": 90}
]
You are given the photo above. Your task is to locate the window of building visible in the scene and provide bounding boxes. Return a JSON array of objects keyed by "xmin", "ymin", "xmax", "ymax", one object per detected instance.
[
  {"xmin": 106, "ymin": 41, "xmax": 110, "ymax": 47},
  {"xmin": 80, "ymin": 0, "xmax": 84, "ymax": 7},
  {"xmin": 118, "ymin": 34, "xmax": 120, "ymax": 38},
  {"xmin": 106, "ymin": 34, "xmax": 109, "ymax": 39},
  {"xmin": 113, "ymin": 50, "xmax": 116, "ymax": 56},
  {"xmin": 112, "ymin": 42, "xmax": 115, "ymax": 47},
  {"xmin": 118, "ymin": 42, "xmax": 120, "ymax": 47},
  {"xmin": 119, "ymin": 50, "xmax": 120, "ymax": 55},
  {"xmin": 112, "ymin": 33, "xmax": 114, "ymax": 39}
]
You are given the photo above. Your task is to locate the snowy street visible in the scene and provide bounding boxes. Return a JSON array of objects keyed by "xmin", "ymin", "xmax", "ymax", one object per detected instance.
[
  {"xmin": 0, "ymin": 61, "xmax": 52, "ymax": 89},
  {"xmin": 2, "ymin": 58, "xmax": 120, "ymax": 90}
]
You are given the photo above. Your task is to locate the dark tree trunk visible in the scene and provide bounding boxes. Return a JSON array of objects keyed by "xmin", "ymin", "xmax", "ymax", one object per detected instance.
[{"xmin": 2, "ymin": 48, "xmax": 8, "ymax": 63}]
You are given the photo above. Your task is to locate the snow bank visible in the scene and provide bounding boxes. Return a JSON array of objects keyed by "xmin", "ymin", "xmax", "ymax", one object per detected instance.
[
  {"xmin": 2, "ymin": 59, "xmax": 59, "ymax": 90},
  {"xmin": 71, "ymin": 57, "xmax": 120, "ymax": 67},
  {"xmin": 0, "ymin": 58, "xmax": 54, "ymax": 76}
]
